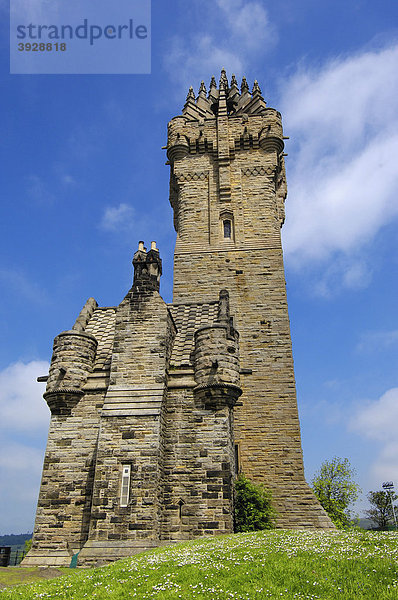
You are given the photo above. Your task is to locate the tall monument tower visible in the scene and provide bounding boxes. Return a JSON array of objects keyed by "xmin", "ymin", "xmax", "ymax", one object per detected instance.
[
  {"xmin": 167, "ymin": 70, "xmax": 330, "ymax": 527},
  {"xmin": 23, "ymin": 70, "xmax": 332, "ymax": 569}
]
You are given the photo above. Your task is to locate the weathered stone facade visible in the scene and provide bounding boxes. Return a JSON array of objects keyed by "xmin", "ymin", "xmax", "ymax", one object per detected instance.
[{"xmin": 24, "ymin": 71, "xmax": 333, "ymax": 568}]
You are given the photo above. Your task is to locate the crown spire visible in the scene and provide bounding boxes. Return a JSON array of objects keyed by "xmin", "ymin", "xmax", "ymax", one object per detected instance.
[
  {"xmin": 179, "ymin": 72, "xmax": 267, "ymax": 119},
  {"xmin": 219, "ymin": 68, "xmax": 228, "ymax": 90}
]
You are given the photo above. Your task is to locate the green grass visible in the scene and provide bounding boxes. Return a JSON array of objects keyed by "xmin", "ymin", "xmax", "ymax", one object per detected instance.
[
  {"xmin": 0, "ymin": 530, "xmax": 397, "ymax": 599},
  {"xmin": 0, "ymin": 568, "xmax": 70, "ymax": 588},
  {"xmin": 0, "ymin": 568, "xmax": 39, "ymax": 588}
]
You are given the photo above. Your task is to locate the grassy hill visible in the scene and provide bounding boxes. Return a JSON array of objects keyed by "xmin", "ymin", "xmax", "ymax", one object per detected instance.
[
  {"xmin": 0, "ymin": 529, "xmax": 397, "ymax": 599},
  {"xmin": 0, "ymin": 534, "xmax": 31, "ymax": 550}
]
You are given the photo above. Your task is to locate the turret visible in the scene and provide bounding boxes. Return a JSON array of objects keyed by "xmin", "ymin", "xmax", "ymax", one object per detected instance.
[
  {"xmin": 193, "ymin": 290, "xmax": 242, "ymax": 409},
  {"xmin": 44, "ymin": 298, "xmax": 98, "ymax": 415}
]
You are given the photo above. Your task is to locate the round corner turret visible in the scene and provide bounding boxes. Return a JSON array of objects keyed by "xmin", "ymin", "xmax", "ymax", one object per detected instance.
[
  {"xmin": 44, "ymin": 330, "xmax": 98, "ymax": 415},
  {"xmin": 167, "ymin": 118, "xmax": 190, "ymax": 162},
  {"xmin": 193, "ymin": 322, "xmax": 241, "ymax": 409}
]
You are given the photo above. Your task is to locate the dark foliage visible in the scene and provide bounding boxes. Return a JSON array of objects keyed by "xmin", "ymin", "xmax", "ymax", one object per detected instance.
[
  {"xmin": 365, "ymin": 490, "xmax": 398, "ymax": 530},
  {"xmin": 0, "ymin": 533, "xmax": 32, "ymax": 547},
  {"xmin": 234, "ymin": 473, "xmax": 276, "ymax": 532}
]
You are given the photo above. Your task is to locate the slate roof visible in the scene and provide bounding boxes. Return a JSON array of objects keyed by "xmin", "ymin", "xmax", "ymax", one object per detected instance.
[
  {"xmin": 85, "ymin": 307, "xmax": 116, "ymax": 370},
  {"xmin": 83, "ymin": 301, "xmax": 219, "ymax": 372},
  {"xmin": 168, "ymin": 301, "xmax": 218, "ymax": 367}
]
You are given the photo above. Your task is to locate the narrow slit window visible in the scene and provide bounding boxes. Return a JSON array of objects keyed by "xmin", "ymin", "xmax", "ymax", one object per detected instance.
[
  {"xmin": 178, "ymin": 498, "xmax": 185, "ymax": 519},
  {"xmin": 223, "ymin": 219, "xmax": 232, "ymax": 238},
  {"xmin": 120, "ymin": 464, "xmax": 131, "ymax": 507},
  {"xmin": 234, "ymin": 444, "xmax": 240, "ymax": 474}
]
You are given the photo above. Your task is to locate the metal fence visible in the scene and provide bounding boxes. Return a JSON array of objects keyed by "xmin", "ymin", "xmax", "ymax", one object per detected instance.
[
  {"xmin": 9, "ymin": 549, "xmax": 26, "ymax": 566},
  {"xmin": 0, "ymin": 547, "xmax": 26, "ymax": 567}
]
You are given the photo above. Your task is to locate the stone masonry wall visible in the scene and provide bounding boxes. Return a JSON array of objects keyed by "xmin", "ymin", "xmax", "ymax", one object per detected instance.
[
  {"xmin": 168, "ymin": 104, "xmax": 334, "ymax": 528},
  {"xmin": 23, "ymin": 328, "xmax": 105, "ymax": 567},
  {"xmin": 23, "ymin": 390, "xmax": 105, "ymax": 566},
  {"xmin": 161, "ymin": 383, "xmax": 236, "ymax": 542},
  {"xmin": 78, "ymin": 284, "xmax": 177, "ymax": 565}
]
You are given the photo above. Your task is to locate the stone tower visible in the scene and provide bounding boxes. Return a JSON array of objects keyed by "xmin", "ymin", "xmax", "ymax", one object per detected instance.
[
  {"xmin": 23, "ymin": 71, "xmax": 332, "ymax": 568},
  {"xmin": 167, "ymin": 70, "xmax": 331, "ymax": 528}
]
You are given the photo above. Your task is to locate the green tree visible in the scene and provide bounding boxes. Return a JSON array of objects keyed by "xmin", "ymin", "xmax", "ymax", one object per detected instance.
[
  {"xmin": 365, "ymin": 490, "xmax": 398, "ymax": 530},
  {"xmin": 311, "ymin": 457, "xmax": 361, "ymax": 528},
  {"xmin": 234, "ymin": 473, "xmax": 276, "ymax": 532},
  {"xmin": 24, "ymin": 538, "xmax": 32, "ymax": 554}
]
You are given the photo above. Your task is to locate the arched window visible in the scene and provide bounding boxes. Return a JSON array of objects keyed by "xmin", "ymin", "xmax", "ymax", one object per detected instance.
[
  {"xmin": 220, "ymin": 210, "xmax": 234, "ymax": 241},
  {"xmin": 223, "ymin": 219, "xmax": 232, "ymax": 238}
]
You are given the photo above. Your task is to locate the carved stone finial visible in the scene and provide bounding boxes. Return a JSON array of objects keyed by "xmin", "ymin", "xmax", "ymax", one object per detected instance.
[
  {"xmin": 227, "ymin": 73, "xmax": 240, "ymax": 113},
  {"xmin": 209, "ymin": 76, "xmax": 217, "ymax": 91},
  {"xmin": 186, "ymin": 86, "xmax": 195, "ymax": 102},
  {"xmin": 241, "ymin": 76, "xmax": 249, "ymax": 93},
  {"xmin": 252, "ymin": 79, "xmax": 262, "ymax": 95},
  {"xmin": 183, "ymin": 86, "xmax": 201, "ymax": 118},
  {"xmin": 198, "ymin": 80, "xmax": 207, "ymax": 96}
]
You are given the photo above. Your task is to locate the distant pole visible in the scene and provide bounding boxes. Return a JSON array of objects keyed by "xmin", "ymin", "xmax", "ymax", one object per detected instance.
[{"xmin": 382, "ymin": 481, "xmax": 397, "ymax": 529}]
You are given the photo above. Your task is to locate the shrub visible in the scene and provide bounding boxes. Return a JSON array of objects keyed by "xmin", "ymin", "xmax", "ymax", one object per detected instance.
[
  {"xmin": 311, "ymin": 457, "xmax": 361, "ymax": 529},
  {"xmin": 234, "ymin": 473, "xmax": 276, "ymax": 532}
]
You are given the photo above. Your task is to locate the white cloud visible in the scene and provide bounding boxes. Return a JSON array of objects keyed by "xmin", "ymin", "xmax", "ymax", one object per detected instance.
[
  {"xmin": 0, "ymin": 269, "xmax": 49, "ymax": 305},
  {"xmin": 0, "ymin": 442, "xmax": 45, "ymax": 473},
  {"xmin": 0, "ymin": 361, "xmax": 50, "ymax": 432},
  {"xmin": 281, "ymin": 43, "xmax": 398, "ymax": 288},
  {"xmin": 0, "ymin": 361, "xmax": 49, "ymax": 534},
  {"xmin": 356, "ymin": 329, "xmax": 398, "ymax": 353},
  {"xmin": 215, "ymin": 0, "xmax": 274, "ymax": 50},
  {"xmin": 350, "ymin": 388, "xmax": 398, "ymax": 487},
  {"xmin": 164, "ymin": 36, "xmax": 244, "ymax": 95},
  {"xmin": 352, "ymin": 388, "xmax": 398, "ymax": 442},
  {"xmin": 163, "ymin": 1, "xmax": 276, "ymax": 94},
  {"xmin": 312, "ymin": 256, "xmax": 372, "ymax": 298},
  {"xmin": 0, "ymin": 441, "xmax": 45, "ymax": 534},
  {"xmin": 100, "ymin": 202, "xmax": 135, "ymax": 232}
]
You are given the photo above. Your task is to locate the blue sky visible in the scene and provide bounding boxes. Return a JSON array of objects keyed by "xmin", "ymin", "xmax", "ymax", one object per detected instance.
[{"xmin": 1, "ymin": 0, "xmax": 398, "ymax": 533}]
